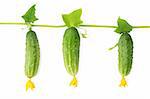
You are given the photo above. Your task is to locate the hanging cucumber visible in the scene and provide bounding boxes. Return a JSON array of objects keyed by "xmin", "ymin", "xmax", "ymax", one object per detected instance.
[
  {"xmin": 22, "ymin": 5, "xmax": 40, "ymax": 91},
  {"xmin": 25, "ymin": 30, "xmax": 40, "ymax": 91},
  {"xmin": 118, "ymin": 32, "xmax": 133, "ymax": 87},
  {"xmin": 62, "ymin": 9, "xmax": 83, "ymax": 87},
  {"xmin": 63, "ymin": 27, "xmax": 80, "ymax": 87},
  {"xmin": 110, "ymin": 17, "xmax": 133, "ymax": 87}
]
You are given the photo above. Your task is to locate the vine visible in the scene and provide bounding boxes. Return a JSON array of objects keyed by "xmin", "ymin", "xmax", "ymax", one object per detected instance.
[{"xmin": 1, "ymin": 22, "xmax": 150, "ymax": 29}]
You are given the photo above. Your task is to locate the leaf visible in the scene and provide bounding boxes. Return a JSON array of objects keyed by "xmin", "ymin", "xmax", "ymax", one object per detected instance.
[
  {"xmin": 62, "ymin": 9, "xmax": 83, "ymax": 27},
  {"xmin": 22, "ymin": 4, "xmax": 38, "ymax": 23},
  {"xmin": 115, "ymin": 17, "xmax": 133, "ymax": 34}
]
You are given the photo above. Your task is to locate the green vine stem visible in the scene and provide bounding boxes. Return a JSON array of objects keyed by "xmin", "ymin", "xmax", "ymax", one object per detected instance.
[
  {"xmin": 0, "ymin": 22, "xmax": 150, "ymax": 28},
  {"xmin": 80, "ymin": 25, "xmax": 117, "ymax": 28}
]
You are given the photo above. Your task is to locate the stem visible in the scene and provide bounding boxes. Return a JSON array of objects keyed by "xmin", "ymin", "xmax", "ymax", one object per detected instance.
[
  {"xmin": 0, "ymin": 22, "xmax": 26, "ymax": 25},
  {"xmin": 32, "ymin": 24, "xmax": 66, "ymax": 28},
  {"xmin": 80, "ymin": 25, "xmax": 117, "ymax": 28},
  {"xmin": 108, "ymin": 43, "xmax": 118, "ymax": 51},
  {"xmin": 0, "ymin": 22, "xmax": 66, "ymax": 28},
  {"xmin": 133, "ymin": 26, "xmax": 150, "ymax": 28},
  {"xmin": 0, "ymin": 22, "xmax": 150, "ymax": 28}
]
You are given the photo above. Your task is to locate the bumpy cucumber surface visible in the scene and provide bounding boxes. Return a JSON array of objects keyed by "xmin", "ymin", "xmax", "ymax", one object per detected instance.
[
  {"xmin": 118, "ymin": 33, "xmax": 133, "ymax": 76},
  {"xmin": 25, "ymin": 30, "xmax": 40, "ymax": 78},
  {"xmin": 62, "ymin": 27, "xmax": 80, "ymax": 76}
]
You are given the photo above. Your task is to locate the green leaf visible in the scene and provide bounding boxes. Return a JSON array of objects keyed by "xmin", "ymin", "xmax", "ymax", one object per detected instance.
[
  {"xmin": 62, "ymin": 9, "xmax": 83, "ymax": 27},
  {"xmin": 22, "ymin": 4, "xmax": 38, "ymax": 23},
  {"xmin": 115, "ymin": 17, "xmax": 133, "ymax": 34}
]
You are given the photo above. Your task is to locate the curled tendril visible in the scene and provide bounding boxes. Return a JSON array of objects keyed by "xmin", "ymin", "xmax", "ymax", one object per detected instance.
[
  {"xmin": 119, "ymin": 76, "xmax": 128, "ymax": 87},
  {"xmin": 77, "ymin": 27, "xmax": 88, "ymax": 38},
  {"xmin": 70, "ymin": 76, "xmax": 78, "ymax": 87},
  {"xmin": 26, "ymin": 79, "xmax": 35, "ymax": 91}
]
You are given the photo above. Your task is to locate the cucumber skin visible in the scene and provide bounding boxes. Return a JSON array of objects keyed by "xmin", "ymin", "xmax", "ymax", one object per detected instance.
[
  {"xmin": 62, "ymin": 27, "xmax": 80, "ymax": 76},
  {"xmin": 118, "ymin": 33, "xmax": 133, "ymax": 76},
  {"xmin": 25, "ymin": 30, "xmax": 40, "ymax": 78}
]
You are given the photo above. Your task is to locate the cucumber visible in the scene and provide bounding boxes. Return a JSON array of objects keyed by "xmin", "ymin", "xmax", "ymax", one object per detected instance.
[
  {"xmin": 118, "ymin": 32, "xmax": 133, "ymax": 87},
  {"xmin": 25, "ymin": 30, "xmax": 40, "ymax": 91},
  {"xmin": 62, "ymin": 27, "xmax": 80, "ymax": 87}
]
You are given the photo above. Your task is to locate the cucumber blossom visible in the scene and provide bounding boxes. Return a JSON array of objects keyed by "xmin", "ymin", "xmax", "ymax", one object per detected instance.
[
  {"xmin": 118, "ymin": 32, "xmax": 133, "ymax": 87},
  {"xmin": 25, "ymin": 30, "xmax": 40, "ymax": 91},
  {"xmin": 62, "ymin": 27, "xmax": 80, "ymax": 87}
]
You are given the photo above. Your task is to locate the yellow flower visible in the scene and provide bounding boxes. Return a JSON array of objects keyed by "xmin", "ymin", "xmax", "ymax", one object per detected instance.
[
  {"xmin": 119, "ymin": 76, "xmax": 127, "ymax": 87},
  {"xmin": 26, "ymin": 79, "xmax": 35, "ymax": 91},
  {"xmin": 70, "ymin": 76, "xmax": 78, "ymax": 87}
]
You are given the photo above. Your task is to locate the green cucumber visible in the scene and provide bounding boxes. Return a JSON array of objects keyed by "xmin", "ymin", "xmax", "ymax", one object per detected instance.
[
  {"xmin": 62, "ymin": 27, "xmax": 80, "ymax": 87},
  {"xmin": 118, "ymin": 32, "xmax": 133, "ymax": 87},
  {"xmin": 25, "ymin": 30, "xmax": 40, "ymax": 78}
]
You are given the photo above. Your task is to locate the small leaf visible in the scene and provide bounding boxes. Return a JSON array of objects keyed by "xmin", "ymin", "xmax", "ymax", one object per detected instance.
[
  {"xmin": 62, "ymin": 9, "xmax": 83, "ymax": 27},
  {"xmin": 22, "ymin": 4, "xmax": 38, "ymax": 23},
  {"xmin": 115, "ymin": 17, "xmax": 133, "ymax": 34}
]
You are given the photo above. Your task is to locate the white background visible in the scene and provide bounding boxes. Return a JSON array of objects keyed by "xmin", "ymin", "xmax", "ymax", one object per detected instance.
[{"xmin": 0, "ymin": 0, "xmax": 150, "ymax": 98}]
